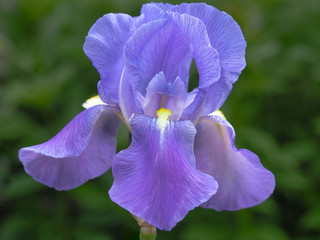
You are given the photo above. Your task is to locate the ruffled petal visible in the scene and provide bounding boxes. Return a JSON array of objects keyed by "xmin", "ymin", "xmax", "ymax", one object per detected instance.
[
  {"xmin": 124, "ymin": 18, "xmax": 192, "ymax": 97},
  {"xmin": 109, "ymin": 114, "xmax": 218, "ymax": 230},
  {"xmin": 194, "ymin": 112, "xmax": 275, "ymax": 211},
  {"xmin": 83, "ymin": 13, "xmax": 136, "ymax": 104},
  {"xmin": 19, "ymin": 105, "xmax": 121, "ymax": 190},
  {"xmin": 140, "ymin": 3, "xmax": 173, "ymax": 22},
  {"xmin": 170, "ymin": 3, "xmax": 246, "ymax": 113},
  {"xmin": 170, "ymin": 3, "xmax": 246, "ymax": 84},
  {"xmin": 168, "ymin": 12, "xmax": 220, "ymax": 89}
]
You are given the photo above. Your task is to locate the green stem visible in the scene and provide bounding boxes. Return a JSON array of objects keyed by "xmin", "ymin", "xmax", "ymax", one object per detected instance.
[{"xmin": 132, "ymin": 215, "xmax": 157, "ymax": 240}]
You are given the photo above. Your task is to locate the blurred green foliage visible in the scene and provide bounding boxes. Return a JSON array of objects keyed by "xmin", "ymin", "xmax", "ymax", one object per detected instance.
[{"xmin": 0, "ymin": 0, "xmax": 320, "ymax": 239}]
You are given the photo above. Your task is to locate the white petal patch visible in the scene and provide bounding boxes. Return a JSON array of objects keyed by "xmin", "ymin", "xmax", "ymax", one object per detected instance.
[{"xmin": 82, "ymin": 95, "xmax": 105, "ymax": 109}]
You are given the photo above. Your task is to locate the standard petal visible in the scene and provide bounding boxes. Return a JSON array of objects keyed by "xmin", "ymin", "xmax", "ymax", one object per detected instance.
[
  {"xmin": 83, "ymin": 13, "xmax": 136, "ymax": 104},
  {"xmin": 194, "ymin": 113, "xmax": 275, "ymax": 211},
  {"xmin": 140, "ymin": 3, "xmax": 172, "ymax": 22},
  {"xmin": 19, "ymin": 105, "xmax": 121, "ymax": 191},
  {"xmin": 170, "ymin": 3, "xmax": 246, "ymax": 113},
  {"xmin": 170, "ymin": 3, "xmax": 246, "ymax": 84},
  {"xmin": 109, "ymin": 114, "xmax": 218, "ymax": 231},
  {"xmin": 124, "ymin": 17, "xmax": 192, "ymax": 97},
  {"xmin": 169, "ymin": 12, "xmax": 220, "ymax": 89}
]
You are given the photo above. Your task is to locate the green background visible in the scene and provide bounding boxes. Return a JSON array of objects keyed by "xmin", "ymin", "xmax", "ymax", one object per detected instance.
[{"xmin": 1, "ymin": 0, "xmax": 319, "ymax": 239}]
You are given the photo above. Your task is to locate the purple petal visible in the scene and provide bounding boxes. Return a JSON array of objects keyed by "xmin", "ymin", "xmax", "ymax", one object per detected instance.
[
  {"xmin": 143, "ymin": 72, "xmax": 187, "ymax": 120},
  {"xmin": 109, "ymin": 114, "xmax": 218, "ymax": 230},
  {"xmin": 171, "ymin": 3, "xmax": 246, "ymax": 84},
  {"xmin": 168, "ymin": 12, "xmax": 220, "ymax": 89},
  {"xmin": 170, "ymin": 3, "xmax": 246, "ymax": 113},
  {"xmin": 119, "ymin": 66, "xmax": 142, "ymax": 125},
  {"xmin": 140, "ymin": 3, "xmax": 172, "ymax": 22},
  {"xmin": 124, "ymin": 18, "xmax": 192, "ymax": 97},
  {"xmin": 181, "ymin": 88, "xmax": 206, "ymax": 124},
  {"xmin": 19, "ymin": 105, "xmax": 121, "ymax": 191},
  {"xmin": 142, "ymin": 3, "xmax": 174, "ymax": 13},
  {"xmin": 202, "ymin": 80, "xmax": 233, "ymax": 114},
  {"xmin": 194, "ymin": 113, "xmax": 275, "ymax": 211},
  {"xmin": 83, "ymin": 13, "xmax": 136, "ymax": 105}
]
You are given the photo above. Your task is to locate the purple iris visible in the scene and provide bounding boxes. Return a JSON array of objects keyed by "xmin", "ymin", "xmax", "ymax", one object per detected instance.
[{"xmin": 18, "ymin": 3, "xmax": 275, "ymax": 231}]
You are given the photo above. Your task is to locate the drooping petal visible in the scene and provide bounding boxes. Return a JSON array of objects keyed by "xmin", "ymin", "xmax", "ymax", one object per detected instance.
[
  {"xmin": 83, "ymin": 13, "xmax": 136, "ymax": 105},
  {"xmin": 109, "ymin": 114, "xmax": 218, "ymax": 230},
  {"xmin": 19, "ymin": 105, "xmax": 121, "ymax": 190},
  {"xmin": 143, "ymin": 72, "xmax": 187, "ymax": 120},
  {"xmin": 194, "ymin": 112, "xmax": 275, "ymax": 211}
]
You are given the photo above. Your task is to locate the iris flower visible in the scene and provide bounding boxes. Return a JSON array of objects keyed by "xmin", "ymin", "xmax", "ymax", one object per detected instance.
[{"xmin": 19, "ymin": 3, "xmax": 275, "ymax": 231}]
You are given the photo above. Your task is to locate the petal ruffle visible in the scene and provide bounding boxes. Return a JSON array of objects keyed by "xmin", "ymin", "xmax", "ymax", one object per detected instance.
[
  {"xmin": 19, "ymin": 105, "xmax": 121, "ymax": 190},
  {"xmin": 140, "ymin": 3, "xmax": 172, "ymax": 22},
  {"xmin": 194, "ymin": 112, "xmax": 275, "ymax": 211},
  {"xmin": 170, "ymin": 3, "xmax": 246, "ymax": 113},
  {"xmin": 171, "ymin": 3, "xmax": 246, "ymax": 84},
  {"xmin": 83, "ymin": 13, "xmax": 136, "ymax": 105},
  {"xmin": 109, "ymin": 114, "xmax": 218, "ymax": 230},
  {"xmin": 168, "ymin": 12, "xmax": 220, "ymax": 89}
]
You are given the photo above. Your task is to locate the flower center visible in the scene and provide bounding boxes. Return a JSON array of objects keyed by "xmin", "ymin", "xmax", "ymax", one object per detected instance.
[{"xmin": 156, "ymin": 108, "xmax": 172, "ymax": 132}]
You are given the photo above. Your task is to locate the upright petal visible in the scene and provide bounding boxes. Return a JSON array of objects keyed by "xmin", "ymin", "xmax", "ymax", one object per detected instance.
[
  {"xmin": 168, "ymin": 12, "xmax": 220, "ymax": 89},
  {"xmin": 170, "ymin": 3, "xmax": 246, "ymax": 84},
  {"xmin": 124, "ymin": 18, "xmax": 192, "ymax": 96},
  {"xmin": 140, "ymin": 3, "xmax": 172, "ymax": 22},
  {"xmin": 170, "ymin": 3, "xmax": 247, "ymax": 113},
  {"xmin": 19, "ymin": 105, "xmax": 121, "ymax": 190},
  {"xmin": 83, "ymin": 13, "xmax": 136, "ymax": 104},
  {"xmin": 109, "ymin": 114, "xmax": 218, "ymax": 230},
  {"xmin": 194, "ymin": 112, "xmax": 275, "ymax": 211}
]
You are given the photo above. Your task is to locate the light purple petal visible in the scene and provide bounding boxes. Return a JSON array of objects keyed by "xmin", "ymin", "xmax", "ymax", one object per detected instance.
[
  {"xmin": 19, "ymin": 105, "xmax": 121, "ymax": 191},
  {"xmin": 170, "ymin": 3, "xmax": 246, "ymax": 84},
  {"xmin": 181, "ymin": 88, "xmax": 206, "ymax": 124},
  {"xmin": 202, "ymin": 80, "xmax": 233, "ymax": 114},
  {"xmin": 109, "ymin": 114, "xmax": 218, "ymax": 230},
  {"xmin": 124, "ymin": 18, "xmax": 192, "ymax": 97},
  {"xmin": 142, "ymin": 2, "xmax": 174, "ymax": 13},
  {"xmin": 143, "ymin": 72, "xmax": 187, "ymax": 120},
  {"xmin": 119, "ymin": 66, "xmax": 142, "ymax": 125},
  {"xmin": 170, "ymin": 3, "xmax": 246, "ymax": 113},
  {"xmin": 83, "ymin": 13, "xmax": 136, "ymax": 105},
  {"xmin": 140, "ymin": 3, "xmax": 172, "ymax": 22},
  {"xmin": 168, "ymin": 12, "xmax": 220, "ymax": 89},
  {"xmin": 194, "ymin": 113, "xmax": 275, "ymax": 211}
]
